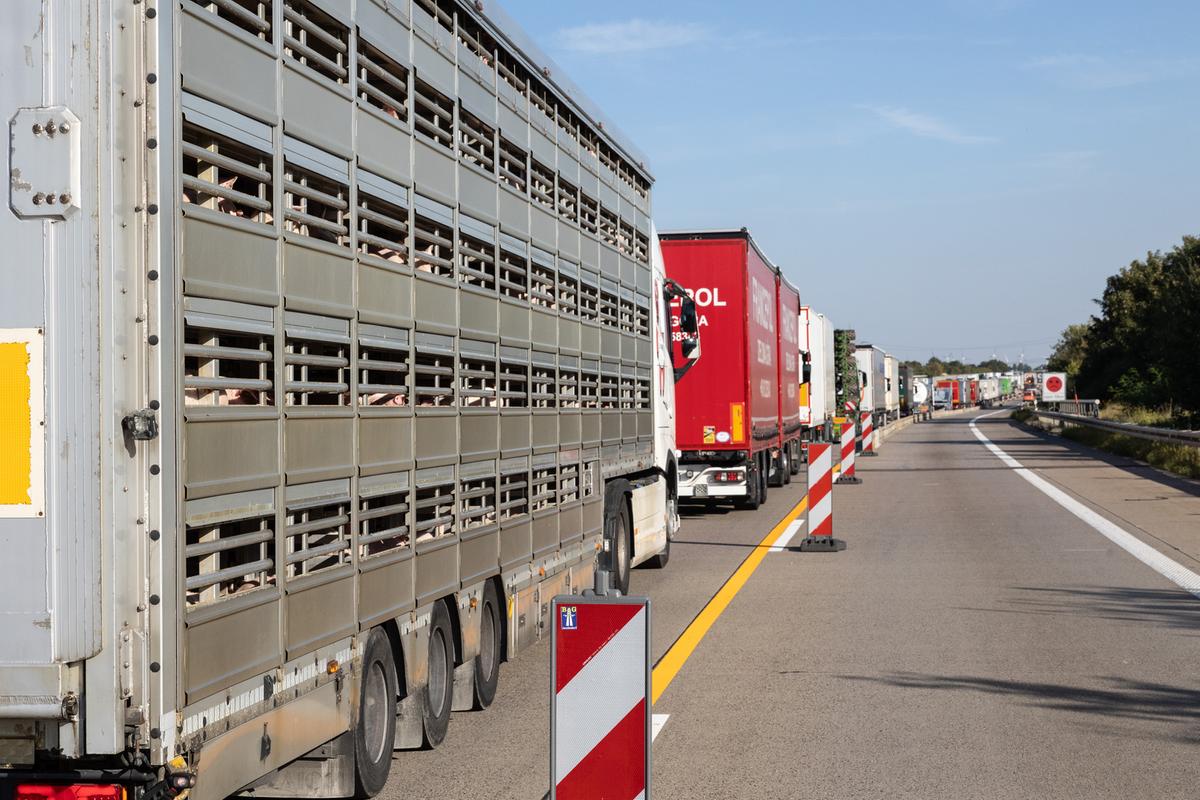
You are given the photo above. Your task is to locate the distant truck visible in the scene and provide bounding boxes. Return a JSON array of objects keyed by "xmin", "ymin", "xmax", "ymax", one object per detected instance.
[
  {"xmin": 661, "ymin": 229, "xmax": 787, "ymax": 509},
  {"xmin": 799, "ymin": 307, "xmax": 836, "ymax": 442},
  {"xmin": 910, "ymin": 374, "xmax": 932, "ymax": 416},
  {"xmin": 978, "ymin": 377, "xmax": 1001, "ymax": 407},
  {"xmin": 853, "ymin": 345, "xmax": 888, "ymax": 424},
  {"xmin": 884, "ymin": 353, "xmax": 900, "ymax": 421}
]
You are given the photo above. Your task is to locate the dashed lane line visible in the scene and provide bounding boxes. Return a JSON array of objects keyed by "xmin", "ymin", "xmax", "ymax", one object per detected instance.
[{"xmin": 971, "ymin": 410, "xmax": 1200, "ymax": 599}]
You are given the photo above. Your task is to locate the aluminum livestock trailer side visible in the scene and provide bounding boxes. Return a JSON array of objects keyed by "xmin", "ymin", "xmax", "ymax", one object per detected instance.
[{"xmin": 0, "ymin": 2, "xmax": 700, "ymax": 798}]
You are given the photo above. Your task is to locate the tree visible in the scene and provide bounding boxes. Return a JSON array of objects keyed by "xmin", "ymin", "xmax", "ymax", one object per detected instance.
[
  {"xmin": 1074, "ymin": 235, "xmax": 1200, "ymax": 417},
  {"xmin": 1046, "ymin": 323, "xmax": 1090, "ymax": 376}
]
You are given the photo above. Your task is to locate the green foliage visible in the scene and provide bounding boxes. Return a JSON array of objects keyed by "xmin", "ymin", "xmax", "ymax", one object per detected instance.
[
  {"xmin": 833, "ymin": 329, "xmax": 860, "ymax": 404},
  {"xmin": 1062, "ymin": 235, "xmax": 1200, "ymax": 414},
  {"xmin": 899, "ymin": 356, "xmax": 1015, "ymax": 376},
  {"xmin": 1010, "ymin": 408, "xmax": 1034, "ymax": 423},
  {"xmin": 1046, "ymin": 323, "xmax": 1089, "ymax": 378}
]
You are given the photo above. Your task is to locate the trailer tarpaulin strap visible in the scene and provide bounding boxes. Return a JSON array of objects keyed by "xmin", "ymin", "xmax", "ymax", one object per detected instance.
[
  {"xmin": 859, "ymin": 410, "xmax": 876, "ymax": 456},
  {"xmin": 551, "ymin": 596, "xmax": 651, "ymax": 800},
  {"xmin": 836, "ymin": 421, "xmax": 861, "ymax": 485}
]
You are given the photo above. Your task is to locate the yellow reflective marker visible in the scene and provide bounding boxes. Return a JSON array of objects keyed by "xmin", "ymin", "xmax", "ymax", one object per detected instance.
[
  {"xmin": 0, "ymin": 341, "xmax": 32, "ymax": 506},
  {"xmin": 651, "ymin": 494, "xmax": 809, "ymax": 705}
]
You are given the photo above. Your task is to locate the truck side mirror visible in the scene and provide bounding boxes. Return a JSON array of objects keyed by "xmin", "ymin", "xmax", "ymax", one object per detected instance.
[{"xmin": 678, "ymin": 295, "xmax": 700, "ymax": 361}]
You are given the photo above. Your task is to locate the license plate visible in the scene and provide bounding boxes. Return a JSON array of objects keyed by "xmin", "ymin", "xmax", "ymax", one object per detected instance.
[{"xmin": 693, "ymin": 484, "xmax": 708, "ymax": 497}]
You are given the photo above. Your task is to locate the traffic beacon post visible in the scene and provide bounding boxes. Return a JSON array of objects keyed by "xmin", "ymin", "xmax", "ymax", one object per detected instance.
[
  {"xmin": 799, "ymin": 442, "xmax": 847, "ymax": 552},
  {"xmin": 550, "ymin": 585, "xmax": 652, "ymax": 800}
]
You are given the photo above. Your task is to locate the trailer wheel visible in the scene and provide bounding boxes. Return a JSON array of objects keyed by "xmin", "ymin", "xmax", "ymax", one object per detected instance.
[
  {"xmin": 604, "ymin": 481, "xmax": 632, "ymax": 595},
  {"xmin": 788, "ymin": 442, "xmax": 801, "ymax": 476},
  {"xmin": 353, "ymin": 627, "xmax": 398, "ymax": 798},
  {"xmin": 472, "ymin": 582, "xmax": 501, "ymax": 710},
  {"xmin": 422, "ymin": 601, "xmax": 454, "ymax": 748},
  {"xmin": 781, "ymin": 447, "xmax": 792, "ymax": 485},
  {"xmin": 758, "ymin": 452, "xmax": 770, "ymax": 503}
]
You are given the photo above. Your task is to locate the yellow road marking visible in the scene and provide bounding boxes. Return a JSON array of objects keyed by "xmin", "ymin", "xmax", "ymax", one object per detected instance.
[{"xmin": 651, "ymin": 495, "xmax": 809, "ymax": 704}]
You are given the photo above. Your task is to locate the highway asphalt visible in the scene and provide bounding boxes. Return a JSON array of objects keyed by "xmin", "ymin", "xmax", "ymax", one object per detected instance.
[{"xmin": 380, "ymin": 407, "xmax": 1200, "ymax": 799}]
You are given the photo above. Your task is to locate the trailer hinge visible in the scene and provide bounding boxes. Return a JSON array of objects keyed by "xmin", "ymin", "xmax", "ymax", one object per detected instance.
[
  {"xmin": 123, "ymin": 408, "xmax": 160, "ymax": 441},
  {"xmin": 9, "ymin": 107, "xmax": 82, "ymax": 220}
]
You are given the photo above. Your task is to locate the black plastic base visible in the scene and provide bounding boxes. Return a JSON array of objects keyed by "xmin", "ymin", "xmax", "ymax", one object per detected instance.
[
  {"xmin": 797, "ymin": 536, "xmax": 847, "ymax": 552},
  {"xmin": 836, "ymin": 475, "xmax": 862, "ymax": 485},
  {"xmin": 860, "ymin": 451, "xmax": 879, "ymax": 457}
]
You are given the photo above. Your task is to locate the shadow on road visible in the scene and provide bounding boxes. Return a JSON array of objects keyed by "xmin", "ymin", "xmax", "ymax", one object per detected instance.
[
  {"xmin": 837, "ymin": 672, "xmax": 1200, "ymax": 742},
  {"xmin": 995, "ymin": 585, "xmax": 1200, "ymax": 634}
]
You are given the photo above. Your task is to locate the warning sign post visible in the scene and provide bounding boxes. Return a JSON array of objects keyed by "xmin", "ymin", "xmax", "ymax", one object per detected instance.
[
  {"xmin": 551, "ymin": 595, "xmax": 652, "ymax": 800},
  {"xmin": 1042, "ymin": 372, "xmax": 1067, "ymax": 402}
]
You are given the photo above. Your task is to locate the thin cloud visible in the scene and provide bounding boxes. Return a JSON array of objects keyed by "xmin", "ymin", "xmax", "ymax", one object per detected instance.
[
  {"xmin": 1026, "ymin": 53, "xmax": 1200, "ymax": 90},
  {"xmin": 863, "ymin": 105, "xmax": 997, "ymax": 144},
  {"xmin": 554, "ymin": 19, "xmax": 712, "ymax": 55}
]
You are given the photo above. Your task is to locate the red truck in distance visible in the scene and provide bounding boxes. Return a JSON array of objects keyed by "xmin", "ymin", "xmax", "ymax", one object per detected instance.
[{"xmin": 660, "ymin": 229, "xmax": 790, "ymax": 509}]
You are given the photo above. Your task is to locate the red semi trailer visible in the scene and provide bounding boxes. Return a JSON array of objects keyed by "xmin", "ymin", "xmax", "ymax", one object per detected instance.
[
  {"xmin": 660, "ymin": 229, "xmax": 782, "ymax": 509},
  {"xmin": 775, "ymin": 275, "xmax": 804, "ymax": 483}
]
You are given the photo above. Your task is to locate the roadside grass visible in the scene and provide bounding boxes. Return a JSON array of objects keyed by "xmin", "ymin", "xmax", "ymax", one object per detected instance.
[
  {"xmin": 1010, "ymin": 408, "xmax": 1034, "ymax": 423},
  {"xmin": 1100, "ymin": 402, "xmax": 1199, "ymax": 431},
  {"xmin": 1058, "ymin": 425, "xmax": 1200, "ymax": 480}
]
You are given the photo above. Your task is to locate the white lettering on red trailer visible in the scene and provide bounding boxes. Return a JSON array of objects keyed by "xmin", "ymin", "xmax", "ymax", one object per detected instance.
[{"xmin": 751, "ymin": 279, "xmax": 775, "ymax": 332}]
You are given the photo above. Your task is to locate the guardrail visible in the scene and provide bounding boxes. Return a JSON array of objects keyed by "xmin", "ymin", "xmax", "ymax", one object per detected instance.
[
  {"xmin": 1046, "ymin": 399, "xmax": 1101, "ymax": 417},
  {"xmin": 1030, "ymin": 410, "xmax": 1200, "ymax": 448}
]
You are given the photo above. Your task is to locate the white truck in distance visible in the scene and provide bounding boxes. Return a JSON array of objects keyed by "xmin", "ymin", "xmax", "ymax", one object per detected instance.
[{"xmin": 799, "ymin": 307, "xmax": 835, "ymax": 442}]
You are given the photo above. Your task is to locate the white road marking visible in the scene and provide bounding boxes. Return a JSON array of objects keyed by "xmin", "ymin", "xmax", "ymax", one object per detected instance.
[
  {"xmin": 652, "ymin": 713, "xmax": 669, "ymax": 742},
  {"xmin": 769, "ymin": 519, "xmax": 804, "ymax": 552},
  {"xmin": 971, "ymin": 411, "xmax": 1200, "ymax": 599}
]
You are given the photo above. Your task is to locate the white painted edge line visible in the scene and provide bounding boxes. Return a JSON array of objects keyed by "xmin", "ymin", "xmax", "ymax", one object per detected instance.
[
  {"xmin": 971, "ymin": 410, "xmax": 1200, "ymax": 599},
  {"xmin": 651, "ymin": 713, "xmax": 669, "ymax": 742},
  {"xmin": 769, "ymin": 519, "xmax": 805, "ymax": 553}
]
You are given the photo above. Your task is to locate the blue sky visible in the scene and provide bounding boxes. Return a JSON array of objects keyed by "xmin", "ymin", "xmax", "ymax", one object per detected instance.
[{"xmin": 499, "ymin": 0, "xmax": 1200, "ymax": 365}]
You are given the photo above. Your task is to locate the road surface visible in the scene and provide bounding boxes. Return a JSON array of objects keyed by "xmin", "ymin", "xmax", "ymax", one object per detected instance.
[{"xmin": 381, "ymin": 407, "xmax": 1200, "ymax": 799}]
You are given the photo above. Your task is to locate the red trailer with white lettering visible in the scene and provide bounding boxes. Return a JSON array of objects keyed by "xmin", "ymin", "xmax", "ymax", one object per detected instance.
[
  {"xmin": 660, "ymin": 230, "xmax": 781, "ymax": 509},
  {"xmin": 774, "ymin": 275, "xmax": 803, "ymax": 485}
]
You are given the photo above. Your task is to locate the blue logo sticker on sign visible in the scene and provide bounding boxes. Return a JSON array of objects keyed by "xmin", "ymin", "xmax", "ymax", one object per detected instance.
[{"xmin": 560, "ymin": 605, "xmax": 577, "ymax": 631}]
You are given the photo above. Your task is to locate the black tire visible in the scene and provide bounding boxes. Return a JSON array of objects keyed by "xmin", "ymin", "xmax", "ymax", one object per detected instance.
[
  {"xmin": 353, "ymin": 628, "xmax": 398, "ymax": 798},
  {"xmin": 736, "ymin": 460, "xmax": 761, "ymax": 510},
  {"xmin": 781, "ymin": 447, "xmax": 792, "ymax": 485},
  {"xmin": 788, "ymin": 442, "xmax": 801, "ymax": 475},
  {"xmin": 472, "ymin": 583, "xmax": 501, "ymax": 710},
  {"xmin": 759, "ymin": 453, "xmax": 770, "ymax": 503},
  {"xmin": 604, "ymin": 482, "xmax": 632, "ymax": 595},
  {"xmin": 422, "ymin": 601, "xmax": 454, "ymax": 748}
]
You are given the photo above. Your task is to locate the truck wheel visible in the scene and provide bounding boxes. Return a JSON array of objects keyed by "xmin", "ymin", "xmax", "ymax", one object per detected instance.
[
  {"xmin": 604, "ymin": 481, "xmax": 633, "ymax": 595},
  {"xmin": 422, "ymin": 601, "xmax": 454, "ymax": 748},
  {"xmin": 646, "ymin": 482, "xmax": 673, "ymax": 569},
  {"xmin": 788, "ymin": 442, "xmax": 801, "ymax": 476},
  {"xmin": 354, "ymin": 628, "xmax": 398, "ymax": 798},
  {"xmin": 781, "ymin": 448, "xmax": 792, "ymax": 485},
  {"xmin": 472, "ymin": 582, "xmax": 501, "ymax": 710}
]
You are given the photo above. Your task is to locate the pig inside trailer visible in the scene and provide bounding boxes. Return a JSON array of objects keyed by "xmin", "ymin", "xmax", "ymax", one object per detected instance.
[
  {"xmin": 661, "ymin": 230, "xmax": 782, "ymax": 510},
  {"xmin": 799, "ymin": 307, "xmax": 835, "ymax": 442}
]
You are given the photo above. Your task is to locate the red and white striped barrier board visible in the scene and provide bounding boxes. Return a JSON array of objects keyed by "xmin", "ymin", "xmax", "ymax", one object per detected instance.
[
  {"xmin": 552, "ymin": 596, "xmax": 651, "ymax": 800},
  {"xmin": 860, "ymin": 411, "xmax": 876, "ymax": 456},
  {"xmin": 800, "ymin": 443, "xmax": 845, "ymax": 551},
  {"xmin": 836, "ymin": 421, "xmax": 861, "ymax": 484}
]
